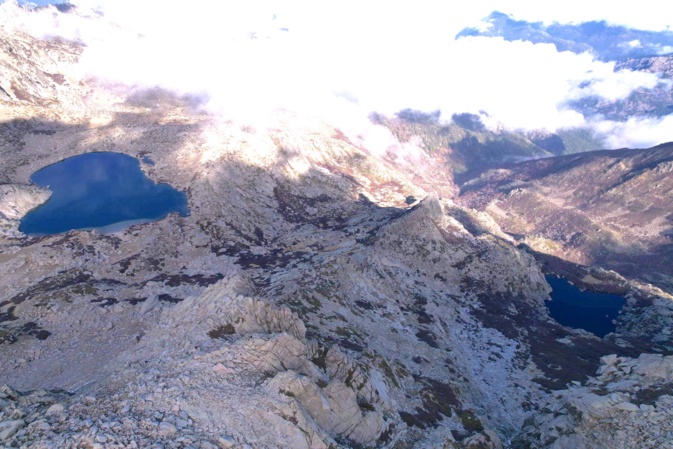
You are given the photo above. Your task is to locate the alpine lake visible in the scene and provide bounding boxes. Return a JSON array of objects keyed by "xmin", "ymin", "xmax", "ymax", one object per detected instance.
[
  {"xmin": 19, "ymin": 152, "xmax": 189, "ymax": 235},
  {"xmin": 545, "ymin": 274, "xmax": 626, "ymax": 338}
]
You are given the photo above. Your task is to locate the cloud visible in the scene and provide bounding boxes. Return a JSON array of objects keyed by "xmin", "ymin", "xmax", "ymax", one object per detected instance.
[
  {"xmin": 593, "ymin": 116, "xmax": 673, "ymax": 149},
  {"xmin": 568, "ymin": 63, "xmax": 660, "ymax": 101},
  {"xmin": 4, "ymin": 0, "xmax": 673, "ymax": 149},
  {"xmin": 655, "ymin": 45, "xmax": 673, "ymax": 55}
]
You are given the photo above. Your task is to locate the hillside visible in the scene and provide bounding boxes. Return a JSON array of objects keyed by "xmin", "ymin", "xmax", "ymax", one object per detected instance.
[
  {"xmin": 460, "ymin": 143, "xmax": 673, "ymax": 293},
  {"xmin": 371, "ymin": 111, "xmax": 603, "ymax": 185}
]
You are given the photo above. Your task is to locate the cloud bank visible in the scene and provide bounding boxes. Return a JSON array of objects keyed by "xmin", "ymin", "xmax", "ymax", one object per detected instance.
[{"xmin": 4, "ymin": 0, "xmax": 673, "ymax": 149}]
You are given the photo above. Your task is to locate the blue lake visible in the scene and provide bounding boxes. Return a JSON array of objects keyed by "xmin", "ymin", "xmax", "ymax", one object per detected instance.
[
  {"xmin": 545, "ymin": 275, "xmax": 626, "ymax": 338},
  {"xmin": 19, "ymin": 152, "xmax": 189, "ymax": 235}
]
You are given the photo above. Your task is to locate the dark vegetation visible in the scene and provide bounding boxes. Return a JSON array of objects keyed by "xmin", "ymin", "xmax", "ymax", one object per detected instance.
[
  {"xmin": 634, "ymin": 382, "xmax": 673, "ymax": 405},
  {"xmin": 399, "ymin": 376, "xmax": 460, "ymax": 429},
  {"xmin": 273, "ymin": 184, "xmax": 346, "ymax": 229},
  {"xmin": 0, "ymin": 318, "xmax": 51, "ymax": 344},
  {"xmin": 145, "ymin": 273, "xmax": 224, "ymax": 287},
  {"xmin": 8, "ymin": 269, "xmax": 94, "ymax": 305},
  {"xmin": 208, "ymin": 324, "xmax": 236, "ymax": 339}
]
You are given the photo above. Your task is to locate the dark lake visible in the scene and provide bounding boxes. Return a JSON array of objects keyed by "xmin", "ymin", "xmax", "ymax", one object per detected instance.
[
  {"xmin": 19, "ymin": 152, "xmax": 189, "ymax": 235},
  {"xmin": 545, "ymin": 275, "xmax": 626, "ymax": 338}
]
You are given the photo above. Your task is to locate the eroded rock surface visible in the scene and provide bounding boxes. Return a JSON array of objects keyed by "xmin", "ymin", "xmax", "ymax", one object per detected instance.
[
  {"xmin": 0, "ymin": 183, "xmax": 50, "ymax": 237},
  {"xmin": 516, "ymin": 354, "xmax": 673, "ymax": 449}
]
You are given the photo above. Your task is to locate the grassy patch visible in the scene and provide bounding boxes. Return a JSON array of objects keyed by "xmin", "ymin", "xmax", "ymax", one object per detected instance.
[
  {"xmin": 457, "ymin": 409, "xmax": 484, "ymax": 433},
  {"xmin": 634, "ymin": 383, "xmax": 673, "ymax": 405},
  {"xmin": 279, "ymin": 389, "xmax": 296, "ymax": 398}
]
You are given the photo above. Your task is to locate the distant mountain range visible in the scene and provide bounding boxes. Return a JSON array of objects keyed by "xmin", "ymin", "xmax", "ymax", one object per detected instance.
[
  {"xmin": 456, "ymin": 12, "xmax": 673, "ymax": 123},
  {"xmin": 457, "ymin": 11, "xmax": 673, "ymax": 62},
  {"xmin": 573, "ymin": 54, "xmax": 673, "ymax": 120}
]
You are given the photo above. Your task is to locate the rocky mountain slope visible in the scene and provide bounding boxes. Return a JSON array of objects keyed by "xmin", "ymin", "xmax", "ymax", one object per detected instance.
[
  {"xmin": 1, "ymin": 3, "xmax": 672, "ymax": 448},
  {"xmin": 460, "ymin": 144, "xmax": 673, "ymax": 293},
  {"xmin": 371, "ymin": 112, "xmax": 602, "ymax": 186}
]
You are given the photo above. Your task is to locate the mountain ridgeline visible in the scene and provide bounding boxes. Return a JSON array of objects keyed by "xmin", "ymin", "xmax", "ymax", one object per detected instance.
[{"xmin": 457, "ymin": 11, "xmax": 673, "ymax": 62}]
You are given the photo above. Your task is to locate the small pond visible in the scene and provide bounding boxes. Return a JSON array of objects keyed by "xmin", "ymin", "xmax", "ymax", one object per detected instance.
[
  {"xmin": 545, "ymin": 275, "xmax": 626, "ymax": 338},
  {"xmin": 19, "ymin": 152, "xmax": 189, "ymax": 235}
]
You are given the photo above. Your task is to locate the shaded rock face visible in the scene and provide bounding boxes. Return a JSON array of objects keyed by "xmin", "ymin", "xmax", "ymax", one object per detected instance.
[
  {"xmin": 0, "ymin": 5, "xmax": 671, "ymax": 449},
  {"xmin": 370, "ymin": 112, "xmax": 560, "ymax": 186}
]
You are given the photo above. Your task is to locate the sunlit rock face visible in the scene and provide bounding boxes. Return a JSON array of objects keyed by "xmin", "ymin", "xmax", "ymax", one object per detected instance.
[
  {"xmin": 0, "ymin": 184, "xmax": 51, "ymax": 237},
  {"xmin": 1, "ymin": 4, "xmax": 672, "ymax": 449}
]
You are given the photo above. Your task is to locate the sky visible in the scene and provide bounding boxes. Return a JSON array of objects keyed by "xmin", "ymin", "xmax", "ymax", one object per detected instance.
[{"xmin": 4, "ymin": 0, "xmax": 673, "ymax": 149}]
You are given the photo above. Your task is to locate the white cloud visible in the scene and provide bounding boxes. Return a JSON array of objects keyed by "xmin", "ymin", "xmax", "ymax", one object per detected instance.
[
  {"xmin": 656, "ymin": 45, "xmax": 673, "ymax": 55},
  {"xmin": 593, "ymin": 116, "xmax": 673, "ymax": 149},
  {"xmin": 3, "ymin": 0, "xmax": 673, "ymax": 149},
  {"xmin": 568, "ymin": 63, "xmax": 660, "ymax": 101}
]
